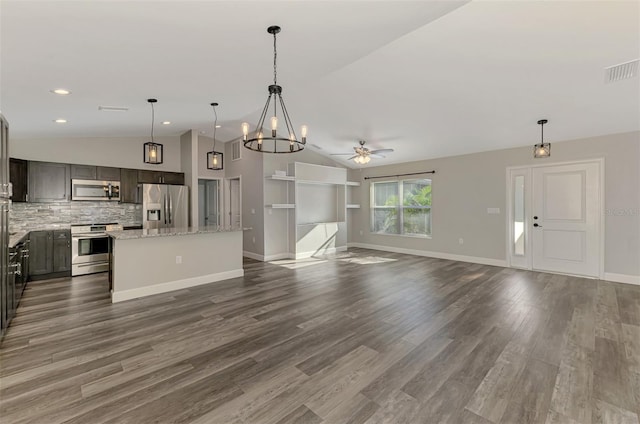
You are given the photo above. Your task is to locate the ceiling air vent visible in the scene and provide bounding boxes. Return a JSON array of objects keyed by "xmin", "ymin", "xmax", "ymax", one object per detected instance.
[
  {"xmin": 98, "ymin": 106, "xmax": 129, "ymax": 112},
  {"xmin": 604, "ymin": 59, "xmax": 639, "ymax": 83}
]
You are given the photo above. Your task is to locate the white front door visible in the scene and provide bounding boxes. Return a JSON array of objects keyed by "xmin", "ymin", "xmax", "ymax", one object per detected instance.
[{"xmin": 531, "ymin": 162, "xmax": 601, "ymax": 277}]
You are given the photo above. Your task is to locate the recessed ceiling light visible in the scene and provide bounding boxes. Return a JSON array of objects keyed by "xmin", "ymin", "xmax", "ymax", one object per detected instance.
[
  {"xmin": 50, "ymin": 88, "xmax": 71, "ymax": 95},
  {"xmin": 215, "ymin": 125, "xmax": 222, "ymax": 128},
  {"xmin": 162, "ymin": 121, "xmax": 171, "ymax": 125},
  {"xmin": 54, "ymin": 119, "xmax": 67, "ymax": 123}
]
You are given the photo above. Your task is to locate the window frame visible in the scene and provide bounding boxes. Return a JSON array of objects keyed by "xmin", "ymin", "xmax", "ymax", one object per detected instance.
[{"xmin": 369, "ymin": 178, "xmax": 432, "ymax": 238}]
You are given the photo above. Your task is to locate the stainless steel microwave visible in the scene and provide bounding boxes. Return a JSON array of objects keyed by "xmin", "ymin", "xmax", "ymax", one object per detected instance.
[{"xmin": 71, "ymin": 179, "xmax": 120, "ymax": 201}]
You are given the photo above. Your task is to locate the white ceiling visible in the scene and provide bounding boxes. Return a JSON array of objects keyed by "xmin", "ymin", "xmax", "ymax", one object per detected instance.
[{"xmin": 1, "ymin": 0, "xmax": 638, "ymax": 167}]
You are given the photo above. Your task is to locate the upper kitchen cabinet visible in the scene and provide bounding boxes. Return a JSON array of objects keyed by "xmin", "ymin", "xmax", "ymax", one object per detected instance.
[
  {"xmin": 71, "ymin": 165, "xmax": 120, "ymax": 181},
  {"xmin": 162, "ymin": 172, "xmax": 184, "ymax": 185},
  {"xmin": 96, "ymin": 166, "xmax": 121, "ymax": 181},
  {"xmin": 9, "ymin": 158, "xmax": 28, "ymax": 202},
  {"xmin": 137, "ymin": 170, "xmax": 163, "ymax": 184},
  {"xmin": 70, "ymin": 164, "xmax": 97, "ymax": 180},
  {"xmin": 28, "ymin": 161, "xmax": 71, "ymax": 202},
  {"xmin": 137, "ymin": 170, "xmax": 184, "ymax": 185},
  {"xmin": 120, "ymin": 168, "xmax": 139, "ymax": 203}
]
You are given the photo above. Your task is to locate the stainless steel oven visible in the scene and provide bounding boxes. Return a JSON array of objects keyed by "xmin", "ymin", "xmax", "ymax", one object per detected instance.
[{"xmin": 71, "ymin": 223, "xmax": 122, "ymax": 276}]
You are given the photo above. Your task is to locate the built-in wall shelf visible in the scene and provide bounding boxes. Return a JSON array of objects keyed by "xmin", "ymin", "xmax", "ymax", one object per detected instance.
[
  {"xmin": 265, "ymin": 203, "xmax": 295, "ymax": 209},
  {"xmin": 346, "ymin": 204, "xmax": 361, "ymax": 209},
  {"xmin": 346, "ymin": 181, "xmax": 361, "ymax": 186},
  {"xmin": 265, "ymin": 175, "xmax": 295, "ymax": 181}
]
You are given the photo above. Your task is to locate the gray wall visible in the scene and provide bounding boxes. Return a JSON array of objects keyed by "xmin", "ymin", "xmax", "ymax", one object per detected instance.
[
  {"xmin": 11, "ymin": 135, "xmax": 182, "ymax": 171},
  {"xmin": 224, "ymin": 141, "xmax": 264, "ymax": 256},
  {"xmin": 348, "ymin": 131, "xmax": 640, "ymax": 278}
]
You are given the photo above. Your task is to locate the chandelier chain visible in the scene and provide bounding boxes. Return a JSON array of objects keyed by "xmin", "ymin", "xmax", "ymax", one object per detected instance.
[
  {"xmin": 273, "ymin": 30, "xmax": 277, "ymax": 86},
  {"xmin": 150, "ymin": 101, "xmax": 155, "ymax": 143},
  {"xmin": 212, "ymin": 104, "xmax": 218, "ymax": 151}
]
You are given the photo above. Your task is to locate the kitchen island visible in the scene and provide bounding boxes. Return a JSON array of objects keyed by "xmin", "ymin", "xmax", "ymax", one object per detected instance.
[{"xmin": 107, "ymin": 226, "xmax": 245, "ymax": 303}]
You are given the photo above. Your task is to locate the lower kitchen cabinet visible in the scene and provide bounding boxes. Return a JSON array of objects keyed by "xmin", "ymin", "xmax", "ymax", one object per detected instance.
[{"xmin": 29, "ymin": 230, "xmax": 71, "ymax": 279}]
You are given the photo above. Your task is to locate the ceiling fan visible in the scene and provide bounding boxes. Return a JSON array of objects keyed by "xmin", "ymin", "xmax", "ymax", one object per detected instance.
[{"xmin": 331, "ymin": 140, "xmax": 394, "ymax": 164}]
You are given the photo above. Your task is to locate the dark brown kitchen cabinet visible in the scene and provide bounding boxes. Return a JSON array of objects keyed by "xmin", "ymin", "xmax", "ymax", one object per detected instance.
[
  {"xmin": 70, "ymin": 164, "xmax": 97, "ymax": 180},
  {"xmin": 137, "ymin": 170, "xmax": 184, "ymax": 185},
  {"xmin": 52, "ymin": 230, "xmax": 71, "ymax": 273},
  {"xmin": 29, "ymin": 230, "xmax": 53, "ymax": 276},
  {"xmin": 162, "ymin": 172, "xmax": 184, "ymax": 185},
  {"xmin": 29, "ymin": 230, "xmax": 71, "ymax": 279},
  {"xmin": 28, "ymin": 161, "xmax": 70, "ymax": 202},
  {"xmin": 120, "ymin": 168, "xmax": 139, "ymax": 203},
  {"xmin": 96, "ymin": 166, "xmax": 121, "ymax": 181},
  {"xmin": 137, "ymin": 170, "xmax": 163, "ymax": 184},
  {"xmin": 9, "ymin": 158, "xmax": 28, "ymax": 202}
]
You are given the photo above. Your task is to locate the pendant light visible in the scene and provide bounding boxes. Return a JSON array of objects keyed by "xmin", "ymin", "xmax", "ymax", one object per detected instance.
[
  {"xmin": 143, "ymin": 99, "xmax": 163, "ymax": 164},
  {"xmin": 242, "ymin": 25, "xmax": 307, "ymax": 153},
  {"xmin": 533, "ymin": 119, "xmax": 550, "ymax": 158},
  {"xmin": 207, "ymin": 102, "xmax": 223, "ymax": 170}
]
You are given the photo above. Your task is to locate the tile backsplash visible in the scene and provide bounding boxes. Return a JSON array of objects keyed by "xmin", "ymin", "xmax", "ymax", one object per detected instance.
[{"xmin": 9, "ymin": 201, "xmax": 142, "ymax": 231}]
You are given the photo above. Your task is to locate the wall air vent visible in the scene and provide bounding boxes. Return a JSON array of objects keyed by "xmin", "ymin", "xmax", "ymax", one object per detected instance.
[
  {"xmin": 604, "ymin": 59, "xmax": 638, "ymax": 83},
  {"xmin": 231, "ymin": 140, "xmax": 242, "ymax": 161},
  {"xmin": 98, "ymin": 106, "xmax": 129, "ymax": 112}
]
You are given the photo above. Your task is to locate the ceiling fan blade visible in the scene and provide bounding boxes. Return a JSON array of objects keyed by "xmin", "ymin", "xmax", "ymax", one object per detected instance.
[
  {"xmin": 369, "ymin": 148, "xmax": 394, "ymax": 155},
  {"xmin": 347, "ymin": 155, "xmax": 359, "ymax": 160},
  {"xmin": 369, "ymin": 154, "xmax": 386, "ymax": 159},
  {"xmin": 330, "ymin": 152, "xmax": 357, "ymax": 156}
]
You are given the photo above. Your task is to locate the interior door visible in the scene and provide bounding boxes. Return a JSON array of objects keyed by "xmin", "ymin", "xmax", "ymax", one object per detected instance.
[
  {"xmin": 532, "ymin": 162, "xmax": 601, "ymax": 277},
  {"xmin": 225, "ymin": 178, "xmax": 241, "ymax": 227}
]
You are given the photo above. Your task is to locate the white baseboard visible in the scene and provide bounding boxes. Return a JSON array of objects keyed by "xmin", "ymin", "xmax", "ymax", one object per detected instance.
[
  {"xmin": 264, "ymin": 253, "xmax": 293, "ymax": 261},
  {"xmin": 111, "ymin": 269, "xmax": 245, "ymax": 303},
  {"xmin": 295, "ymin": 246, "xmax": 347, "ymax": 260},
  {"xmin": 347, "ymin": 242, "xmax": 508, "ymax": 267},
  {"xmin": 603, "ymin": 272, "xmax": 640, "ymax": 286},
  {"xmin": 243, "ymin": 251, "xmax": 264, "ymax": 261}
]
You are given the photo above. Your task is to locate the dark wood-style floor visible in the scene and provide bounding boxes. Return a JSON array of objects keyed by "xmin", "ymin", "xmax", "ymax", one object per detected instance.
[{"xmin": 1, "ymin": 248, "xmax": 639, "ymax": 424}]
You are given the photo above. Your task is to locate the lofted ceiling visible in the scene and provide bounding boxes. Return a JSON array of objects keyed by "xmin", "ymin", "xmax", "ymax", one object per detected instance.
[{"xmin": 1, "ymin": 0, "xmax": 638, "ymax": 167}]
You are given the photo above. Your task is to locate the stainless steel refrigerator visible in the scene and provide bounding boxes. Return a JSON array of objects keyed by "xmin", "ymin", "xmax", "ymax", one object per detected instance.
[
  {"xmin": 1, "ymin": 113, "xmax": 12, "ymax": 338},
  {"xmin": 141, "ymin": 184, "xmax": 189, "ymax": 230}
]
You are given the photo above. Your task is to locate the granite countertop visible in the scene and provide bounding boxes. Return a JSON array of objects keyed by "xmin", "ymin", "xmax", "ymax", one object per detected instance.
[
  {"xmin": 9, "ymin": 231, "xmax": 29, "ymax": 248},
  {"xmin": 107, "ymin": 225, "xmax": 250, "ymax": 240},
  {"xmin": 9, "ymin": 224, "xmax": 73, "ymax": 247}
]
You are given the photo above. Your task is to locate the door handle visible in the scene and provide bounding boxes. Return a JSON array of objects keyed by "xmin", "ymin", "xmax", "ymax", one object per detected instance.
[
  {"xmin": 163, "ymin": 196, "xmax": 167, "ymax": 225},
  {"xmin": 534, "ymin": 223, "xmax": 542, "ymax": 227}
]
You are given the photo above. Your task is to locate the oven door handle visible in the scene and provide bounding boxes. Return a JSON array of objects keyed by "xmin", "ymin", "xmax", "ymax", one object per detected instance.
[{"xmin": 72, "ymin": 234, "xmax": 108, "ymax": 239}]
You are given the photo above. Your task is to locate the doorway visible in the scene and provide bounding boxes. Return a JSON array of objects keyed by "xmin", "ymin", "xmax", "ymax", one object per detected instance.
[
  {"xmin": 224, "ymin": 176, "xmax": 241, "ymax": 227},
  {"xmin": 507, "ymin": 159, "xmax": 603, "ymax": 278},
  {"xmin": 198, "ymin": 179, "xmax": 220, "ymax": 227}
]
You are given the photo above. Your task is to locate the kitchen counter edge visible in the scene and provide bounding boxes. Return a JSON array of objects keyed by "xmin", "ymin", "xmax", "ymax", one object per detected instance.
[{"xmin": 106, "ymin": 226, "xmax": 250, "ymax": 240}]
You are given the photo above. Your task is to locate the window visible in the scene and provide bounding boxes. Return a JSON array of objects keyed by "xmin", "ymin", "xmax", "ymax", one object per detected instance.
[{"xmin": 370, "ymin": 179, "xmax": 431, "ymax": 236}]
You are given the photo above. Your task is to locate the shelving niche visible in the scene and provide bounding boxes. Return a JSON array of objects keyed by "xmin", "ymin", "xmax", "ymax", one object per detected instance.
[{"xmin": 264, "ymin": 162, "xmax": 353, "ymax": 259}]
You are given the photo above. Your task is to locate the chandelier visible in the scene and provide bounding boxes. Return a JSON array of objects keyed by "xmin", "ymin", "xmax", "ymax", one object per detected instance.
[{"xmin": 242, "ymin": 25, "xmax": 307, "ymax": 153}]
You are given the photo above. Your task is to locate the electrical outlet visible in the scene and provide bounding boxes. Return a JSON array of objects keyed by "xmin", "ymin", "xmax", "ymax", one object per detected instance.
[
  {"xmin": 359, "ymin": 230, "xmax": 364, "ymax": 236},
  {"xmin": 487, "ymin": 207, "xmax": 501, "ymax": 214},
  {"xmin": 252, "ymin": 236, "xmax": 256, "ymax": 244},
  {"xmin": 268, "ymin": 209, "xmax": 272, "ymax": 215},
  {"xmin": 251, "ymin": 208, "xmax": 256, "ymax": 215},
  {"xmin": 459, "ymin": 238, "xmax": 464, "ymax": 245},
  {"xmin": 176, "ymin": 256, "xmax": 182, "ymax": 264}
]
